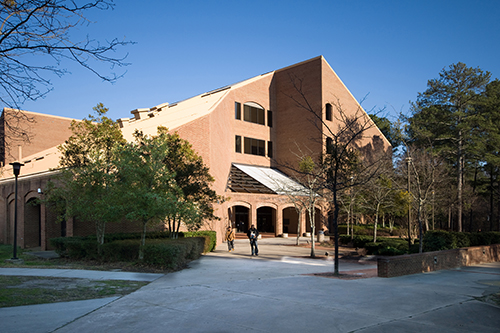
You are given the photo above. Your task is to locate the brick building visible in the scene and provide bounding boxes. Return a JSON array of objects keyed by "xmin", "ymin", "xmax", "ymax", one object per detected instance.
[{"xmin": 0, "ymin": 56, "xmax": 391, "ymax": 249}]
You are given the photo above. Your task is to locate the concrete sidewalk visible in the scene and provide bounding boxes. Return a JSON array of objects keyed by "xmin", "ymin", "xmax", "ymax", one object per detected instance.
[{"xmin": 1, "ymin": 238, "xmax": 499, "ymax": 332}]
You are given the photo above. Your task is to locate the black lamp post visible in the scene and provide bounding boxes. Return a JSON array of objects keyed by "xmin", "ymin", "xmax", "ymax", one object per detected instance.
[{"xmin": 9, "ymin": 161, "xmax": 23, "ymax": 260}]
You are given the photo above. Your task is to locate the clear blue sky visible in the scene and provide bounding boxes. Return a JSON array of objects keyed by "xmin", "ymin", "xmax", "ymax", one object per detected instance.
[{"xmin": 21, "ymin": 0, "xmax": 500, "ymax": 123}]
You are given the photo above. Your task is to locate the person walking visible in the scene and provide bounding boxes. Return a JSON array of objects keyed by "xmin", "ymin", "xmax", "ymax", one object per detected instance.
[
  {"xmin": 225, "ymin": 226, "xmax": 235, "ymax": 252},
  {"xmin": 246, "ymin": 224, "xmax": 259, "ymax": 256}
]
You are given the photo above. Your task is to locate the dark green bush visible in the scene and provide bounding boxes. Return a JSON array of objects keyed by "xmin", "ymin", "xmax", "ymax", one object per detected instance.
[
  {"xmin": 143, "ymin": 237, "xmax": 205, "ymax": 269},
  {"xmin": 452, "ymin": 231, "xmax": 471, "ymax": 248},
  {"xmin": 49, "ymin": 233, "xmax": 208, "ymax": 269},
  {"xmin": 364, "ymin": 239, "xmax": 408, "ymax": 255},
  {"xmin": 468, "ymin": 232, "xmax": 500, "ymax": 246},
  {"xmin": 181, "ymin": 230, "xmax": 217, "ymax": 252},
  {"xmin": 101, "ymin": 239, "xmax": 140, "ymax": 262},
  {"xmin": 423, "ymin": 230, "xmax": 500, "ymax": 252},
  {"xmin": 423, "ymin": 230, "xmax": 456, "ymax": 252},
  {"xmin": 65, "ymin": 238, "xmax": 98, "ymax": 260},
  {"xmin": 351, "ymin": 235, "xmax": 373, "ymax": 248}
]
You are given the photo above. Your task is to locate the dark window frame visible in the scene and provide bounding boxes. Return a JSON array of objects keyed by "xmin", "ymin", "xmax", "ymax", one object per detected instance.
[
  {"xmin": 235, "ymin": 135, "xmax": 242, "ymax": 153},
  {"xmin": 326, "ymin": 103, "xmax": 332, "ymax": 121},
  {"xmin": 267, "ymin": 110, "xmax": 273, "ymax": 127},
  {"xmin": 244, "ymin": 137, "xmax": 266, "ymax": 156},
  {"xmin": 235, "ymin": 102, "xmax": 241, "ymax": 120},
  {"xmin": 267, "ymin": 141, "xmax": 273, "ymax": 158},
  {"xmin": 243, "ymin": 104, "xmax": 265, "ymax": 125}
]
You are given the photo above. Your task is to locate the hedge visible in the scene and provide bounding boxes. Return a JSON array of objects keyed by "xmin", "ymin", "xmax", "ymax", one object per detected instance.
[
  {"xmin": 181, "ymin": 230, "xmax": 217, "ymax": 252},
  {"xmin": 424, "ymin": 230, "xmax": 500, "ymax": 252},
  {"xmin": 49, "ymin": 230, "xmax": 217, "ymax": 269},
  {"xmin": 49, "ymin": 236, "xmax": 206, "ymax": 269}
]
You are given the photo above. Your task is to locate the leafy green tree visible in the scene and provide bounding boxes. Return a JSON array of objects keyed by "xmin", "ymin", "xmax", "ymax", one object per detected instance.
[
  {"xmin": 115, "ymin": 128, "xmax": 177, "ymax": 260},
  {"xmin": 408, "ymin": 62, "xmax": 491, "ymax": 232},
  {"xmin": 48, "ymin": 103, "xmax": 126, "ymax": 252},
  {"xmin": 476, "ymin": 80, "xmax": 500, "ymax": 231},
  {"xmin": 116, "ymin": 127, "xmax": 219, "ymax": 259},
  {"xmin": 161, "ymin": 131, "xmax": 220, "ymax": 238}
]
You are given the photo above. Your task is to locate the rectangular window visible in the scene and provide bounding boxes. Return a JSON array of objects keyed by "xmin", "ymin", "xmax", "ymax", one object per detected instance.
[
  {"xmin": 235, "ymin": 102, "xmax": 241, "ymax": 120},
  {"xmin": 235, "ymin": 135, "xmax": 241, "ymax": 153},
  {"xmin": 267, "ymin": 141, "xmax": 273, "ymax": 158},
  {"xmin": 326, "ymin": 104, "xmax": 332, "ymax": 121},
  {"xmin": 326, "ymin": 137, "xmax": 333, "ymax": 154},
  {"xmin": 244, "ymin": 105, "xmax": 265, "ymax": 125},
  {"xmin": 267, "ymin": 110, "xmax": 273, "ymax": 127},
  {"xmin": 244, "ymin": 137, "xmax": 265, "ymax": 156}
]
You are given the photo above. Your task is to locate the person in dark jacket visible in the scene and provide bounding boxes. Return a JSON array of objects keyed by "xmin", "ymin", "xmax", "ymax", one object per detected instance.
[{"xmin": 246, "ymin": 224, "xmax": 259, "ymax": 256}]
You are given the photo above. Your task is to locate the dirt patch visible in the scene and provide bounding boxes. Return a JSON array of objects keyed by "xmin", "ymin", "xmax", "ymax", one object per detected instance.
[{"xmin": 0, "ymin": 276, "xmax": 148, "ymax": 308}]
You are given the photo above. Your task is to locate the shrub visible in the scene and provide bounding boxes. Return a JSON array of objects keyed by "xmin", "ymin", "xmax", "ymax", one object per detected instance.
[
  {"xmin": 143, "ymin": 237, "xmax": 205, "ymax": 269},
  {"xmin": 49, "ymin": 232, "xmax": 207, "ymax": 269},
  {"xmin": 101, "ymin": 240, "xmax": 140, "ymax": 262},
  {"xmin": 181, "ymin": 230, "xmax": 216, "ymax": 252},
  {"xmin": 364, "ymin": 239, "xmax": 408, "ymax": 255},
  {"xmin": 423, "ymin": 230, "xmax": 500, "ymax": 252},
  {"xmin": 423, "ymin": 230, "xmax": 456, "ymax": 252},
  {"xmin": 351, "ymin": 235, "xmax": 373, "ymax": 248}
]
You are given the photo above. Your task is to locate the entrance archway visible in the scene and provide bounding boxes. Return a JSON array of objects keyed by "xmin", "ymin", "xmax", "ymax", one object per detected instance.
[
  {"xmin": 282, "ymin": 207, "xmax": 299, "ymax": 234},
  {"xmin": 234, "ymin": 206, "xmax": 249, "ymax": 232},
  {"xmin": 257, "ymin": 206, "xmax": 275, "ymax": 233},
  {"xmin": 24, "ymin": 198, "xmax": 41, "ymax": 248}
]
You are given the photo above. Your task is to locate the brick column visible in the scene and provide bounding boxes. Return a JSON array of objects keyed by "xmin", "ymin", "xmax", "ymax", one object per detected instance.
[
  {"xmin": 275, "ymin": 207, "xmax": 283, "ymax": 236},
  {"xmin": 250, "ymin": 205, "xmax": 257, "ymax": 229}
]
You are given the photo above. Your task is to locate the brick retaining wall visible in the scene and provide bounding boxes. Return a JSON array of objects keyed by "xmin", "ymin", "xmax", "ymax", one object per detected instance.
[{"xmin": 377, "ymin": 244, "xmax": 500, "ymax": 278}]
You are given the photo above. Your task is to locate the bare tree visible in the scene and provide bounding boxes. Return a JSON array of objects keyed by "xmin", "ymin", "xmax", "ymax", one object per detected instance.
[
  {"xmin": 403, "ymin": 146, "xmax": 449, "ymax": 252},
  {"xmin": 0, "ymin": 0, "xmax": 131, "ymax": 162},
  {"xmin": 285, "ymin": 74, "xmax": 390, "ymax": 275}
]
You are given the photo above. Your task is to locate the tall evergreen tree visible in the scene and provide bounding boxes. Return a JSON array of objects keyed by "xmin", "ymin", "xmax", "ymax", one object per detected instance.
[{"xmin": 408, "ymin": 63, "xmax": 491, "ymax": 231}]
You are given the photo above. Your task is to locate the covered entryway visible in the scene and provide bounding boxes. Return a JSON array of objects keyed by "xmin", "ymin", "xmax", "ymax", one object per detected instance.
[
  {"xmin": 282, "ymin": 207, "xmax": 299, "ymax": 234},
  {"xmin": 257, "ymin": 206, "xmax": 275, "ymax": 233},
  {"xmin": 234, "ymin": 206, "xmax": 249, "ymax": 232}
]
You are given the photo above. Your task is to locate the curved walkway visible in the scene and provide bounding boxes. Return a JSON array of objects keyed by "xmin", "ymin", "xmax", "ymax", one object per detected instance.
[{"xmin": 1, "ymin": 238, "xmax": 499, "ymax": 332}]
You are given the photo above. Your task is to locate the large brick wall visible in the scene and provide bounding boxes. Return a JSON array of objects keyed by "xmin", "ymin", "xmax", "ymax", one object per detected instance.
[
  {"xmin": 377, "ymin": 244, "xmax": 500, "ymax": 278},
  {"xmin": 1, "ymin": 109, "xmax": 75, "ymax": 165}
]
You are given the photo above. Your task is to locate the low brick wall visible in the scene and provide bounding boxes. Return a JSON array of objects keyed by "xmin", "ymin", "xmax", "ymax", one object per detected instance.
[{"xmin": 377, "ymin": 244, "xmax": 500, "ymax": 278}]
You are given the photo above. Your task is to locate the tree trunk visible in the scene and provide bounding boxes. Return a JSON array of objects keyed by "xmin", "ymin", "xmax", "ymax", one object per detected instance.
[
  {"xmin": 489, "ymin": 169, "xmax": 494, "ymax": 231},
  {"xmin": 96, "ymin": 221, "xmax": 105, "ymax": 255},
  {"xmin": 309, "ymin": 204, "xmax": 315, "ymax": 258},
  {"xmin": 296, "ymin": 208, "xmax": 302, "ymax": 246},
  {"xmin": 139, "ymin": 221, "xmax": 147, "ymax": 260},
  {"xmin": 176, "ymin": 216, "xmax": 181, "ymax": 239},
  {"xmin": 418, "ymin": 198, "xmax": 424, "ymax": 253},
  {"xmin": 457, "ymin": 128, "xmax": 463, "ymax": 232},
  {"xmin": 373, "ymin": 203, "xmax": 380, "ymax": 243}
]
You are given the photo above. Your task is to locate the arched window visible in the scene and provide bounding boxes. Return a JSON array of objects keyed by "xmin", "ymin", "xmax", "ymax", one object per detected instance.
[
  {"xmin": 326, "ymin": 103, "xmax": 332, "ymax": 121},
  {"xmin": 243, "ymin": 102, "xmax": 265, "ymax": 125}
]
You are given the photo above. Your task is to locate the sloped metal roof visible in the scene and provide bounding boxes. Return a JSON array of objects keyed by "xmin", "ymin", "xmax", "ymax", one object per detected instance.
[{"xmin": 228, "ymin": 163, "xmax": 308, "ymax": 196}]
